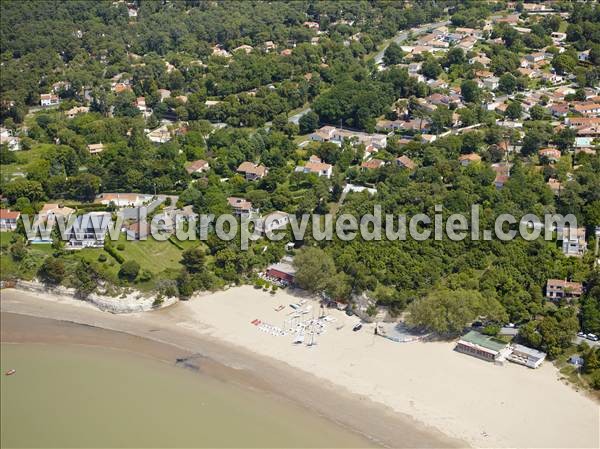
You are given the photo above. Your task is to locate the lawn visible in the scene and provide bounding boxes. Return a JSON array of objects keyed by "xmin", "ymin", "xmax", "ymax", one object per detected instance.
[{"xmin": 77, "ymin": 234, "xmax": 207, "ymax": 288}]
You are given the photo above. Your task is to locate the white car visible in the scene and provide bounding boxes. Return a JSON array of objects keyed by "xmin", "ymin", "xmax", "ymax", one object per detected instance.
[{"xmin": 586, "ymin": 333, "xmax": 599, "ymax": 342}]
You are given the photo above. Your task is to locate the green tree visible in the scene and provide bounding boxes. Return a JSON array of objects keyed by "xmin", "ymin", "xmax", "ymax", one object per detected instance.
[
  {"xmin": 460, "ymin": 80, "xmax": 481, "ymax": 104},
  {"xmin": 406, "ymin": 288, "xmax": 507, "ymax": 336},
  {"xmin": 383, "ymin": 42, "xmax": 405, "ymax": 66},
  {"xmin": 551, "ymin": 53, "xmax": 576, "ymax": 76},
  {"xmin": 505, "ymin": 102, "xmax": 522, "ymax": 120},
  {"xmin": 299, "ymin": 111, "xmax": 319, "ymax": 134},
  {"xmin": 38, "ymin": 257, "xmax": 65, "ymax": 285},
  {"xmin": 119, "ymin": 260, "xmax": 140, "ymax": 281},
  {"xmin": 293, "ymin": 247, "xmax": 336, "ymax": 293},
  {"xmin": 498, "ymin": 73, "xmax": 517, "ymax": 94},
  {"xmin": 181, "ymin": 247, "xmax": 206, "ymax": 273}
]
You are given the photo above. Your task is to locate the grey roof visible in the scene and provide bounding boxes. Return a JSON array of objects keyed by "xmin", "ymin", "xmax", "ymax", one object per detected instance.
[
  {"xmin": 268, "ymin": 262, "xmax": 296, "ymax": 275},
  {"xmin": 511, "ymin": 344, "xmax": 547, "ymax": 360}
]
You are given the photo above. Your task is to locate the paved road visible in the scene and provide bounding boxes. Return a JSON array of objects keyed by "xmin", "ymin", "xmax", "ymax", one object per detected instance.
[
  {"xmin": 574, "ymin": 335, "xmax": 600, "ymax": 348},
  {"xmin": 373, "ymin": 20, "xmax": 450, "ymax": 66},
  {"xmin": 288, "ymin": 106, "xmax": 312, "ymax": 124}
]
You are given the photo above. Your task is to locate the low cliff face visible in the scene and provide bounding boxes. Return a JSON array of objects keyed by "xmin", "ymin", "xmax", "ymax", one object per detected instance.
[{"xmin": 12, "ymin": 280, "xmax": 178, "ymax": 314}]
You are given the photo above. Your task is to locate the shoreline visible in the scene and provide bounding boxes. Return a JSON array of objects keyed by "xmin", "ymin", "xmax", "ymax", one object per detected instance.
[
  {"xmin": 2, "ymin": 286, "xmax": 599, "ymax": 448},
  {"xmin": 0, "ymin": 288, "xmax": 461, "ymax": 449}
]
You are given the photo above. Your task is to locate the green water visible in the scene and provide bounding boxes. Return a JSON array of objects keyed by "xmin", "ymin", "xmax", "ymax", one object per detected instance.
[{"xmin": 1, "ymin": 343, "xmax": 371, "ymax": 448}]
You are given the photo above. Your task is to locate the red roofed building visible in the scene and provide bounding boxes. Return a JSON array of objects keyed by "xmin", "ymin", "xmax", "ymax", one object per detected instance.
[
  {"xmin": 546, "ymin": 279, "xmax": 583, "ymax": 301},
  {"xmin": 396, "ymin": 155, "xmax": 416, "ymax": 170},
  {"xmin": 361, "ymin": 159, "xmax": 385, "ymax": 170},
  {"xmin": 539, "ymin": 148, "xmax": 561, "ymax": 163},
  {"xmin": 237, "ymin": 162, "xmax": 268, "ymax": 180},
  {"xmin": 459, "ymin": 153, "xmax": 482, "ymax": 166},
  {"xmin": 0, "ymin": 209, "xmax": 20, "ymax": 231},
  {"xmin": 186, "ymin": 159, "xmax": 209, "ymax": 175}
]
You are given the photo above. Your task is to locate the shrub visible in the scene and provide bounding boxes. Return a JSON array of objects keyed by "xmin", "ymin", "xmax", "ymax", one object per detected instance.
[
  {"xmin": 118, "ymin": 260, "xmax": 140, "ymax": 281},
  {"xmin": 104, "ymin": 243, "xmax": 124, "ymax": 264},
  {"xmin": 482, "ymin": 324, "xmax": 501, "ymax": 336},
  {"xmin": 98, "ymin": 254, "xmax": 107, "ymax": 262},
  {"xmin": 139, "ymin": 269, "xmax": 152, "ymax": 282},
  {"xmin": 116, "ymin": 243, "xmax": 125, "ymax": 251}
]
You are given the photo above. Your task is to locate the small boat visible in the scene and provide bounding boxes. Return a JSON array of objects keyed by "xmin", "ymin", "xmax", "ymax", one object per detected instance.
[{"xmin": 5, "ymin": 369, "xmax": 16, "ymax": 376}]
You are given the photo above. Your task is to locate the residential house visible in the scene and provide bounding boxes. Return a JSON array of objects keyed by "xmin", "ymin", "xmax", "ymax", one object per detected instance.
[
  {"xmin": 65, "ymin": 106, "xmax": 89, "ymax": 119},
  {"xmin": 539, "ymin": 147, "xmax": 561, "ymax": 163},
  {"xmin": 296, "ymin": 155, "xmax": 333, "ymax": 178},
  {"xmin": 227, "ymin": 197, "xmax": 257, "ymax": 217},
  {"xmin": 233, "ymin": 44, "xmax": 253, "ymax": 54},
  {"xmin": 237, "ymin": 161, "xmax": 268, "ymax": 180},
  {"xmin": 147, "ymin": 125, "xmax": 171, "ymax": 143},
  {"xmin": 396, "ymin": 155, "xmax": 416, "ymax": 170},
  {"xmin": 136, "ymin": 97, "xmax": 147, "ymax": 114},
  {"xmin": 255, "ymin": 211, "xmax": 289, "ymax": 234},
  {"xmin": 87, "ymin": 143, "xmax": 106, "ymax": 155},
  {"xmin": 113, "ymin": 83, "xmax": 132, "ymax": 94},
  {"xmin": 125, "ymin": 221, "xmax": 150, "ymax": 240},
  {"xmin": 185, "ymin": 159, "xmax": 210, "ymax": 175},
  {"xmin": 524, "ymin": 52, "xmax": 547, "ymax": 64},
  {"xmin": 27, "ymin": 203, "xmax": 76, "ymax": 243},
  {"xmin": 550, "ymin": 103, "xmax": 569, "ymax": 118},
  {"xmin": 263, "ymin": 41, "xmax": 276, "ymax": 52},
  {"xmin": 0, "ymin": 209, "xmax": 20, "ymax": 231},
  {"xmin": 280, "ymin": 49, "xmax": 293, "ymax": 57},
  {"xmin": 492, "ymin": 162, "xmax": 512, "ymax": 189},
  {"xmin": 40, "ymin": 93, "xmax": 59, "ymax": 107},
  {"xmin": 560, "ymin": 226, "xmax": 587, "ymax": 257},
  {"xmin": 565, "ymin": 117, "xmax": 600, "ymax": 127},
  {"xmin": 547, "ymin": 178, "xmax": 561, "ymax": 195},
  {"xmin": 212, "ymin": 45, "xmax": 231, "ymax": 58},
  {"xmin": 361, "ymin": 159, "xmax": 385, "ymax": 170},
  {"xmin": 303, "ymin": 21, "xmax": 320, "ymax": 30},
  {"xmin": 0, "ymin": 128, "xmax": 21, "ymax": 151},
  {"xmin": 65, "ymin": 212, "xmax": 112, "ymax": 249},
  {"xmin": 470, "ymin": 55, "xmax": 491, "ymax": 66},
  {"xmin": 459, "ymin": 153, "xmax": 481, "ymax": 166},
  {"xmin": 97, "ymin": 193, "xmax": 152, "ymax": 208},
  {"xmin": 546, "ymin": 279, "xmax": 584, "ymax": 301},
  {"xmin": 310, "ymin": 126, "xmax": 387, "ymax": 149},
  {"xmin": 158, "ymin": 89, "xmax": 171, "ymax": 101},
  {"xmin": 572, "ymin": 103, "xmax": 600, "ymax": 116},
  {"xmin": 38, "ymin": 203, "xmax": 75, "ymax": 222},
  {"xmin": 483, "ymin": 76, "xmax": 500, "ymax": 90},
  {"xmin": 541, "ymin": 72, "xmax": 563, "ymax": 85}
]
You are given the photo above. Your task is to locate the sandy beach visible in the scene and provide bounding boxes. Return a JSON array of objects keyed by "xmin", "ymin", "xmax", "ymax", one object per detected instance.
[{"xmin": 1, "ymin": 286, "xmax": 599, "ymax": 448}]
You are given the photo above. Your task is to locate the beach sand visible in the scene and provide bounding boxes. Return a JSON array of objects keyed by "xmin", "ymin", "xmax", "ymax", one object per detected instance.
[{"xmin": 2, "ymin": 286, "xmax": 599, "ymax": 448}]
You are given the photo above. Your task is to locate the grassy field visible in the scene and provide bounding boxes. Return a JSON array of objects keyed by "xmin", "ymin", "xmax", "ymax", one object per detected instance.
[{"xmin": 77, "ymin": 234, "xmax": 206, "ymax": 290}]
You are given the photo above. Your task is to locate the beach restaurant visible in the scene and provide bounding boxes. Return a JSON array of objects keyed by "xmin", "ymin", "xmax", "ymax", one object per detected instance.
[
  {"xmin": 265, "ymin": 262, "xmax": 296, "ymax": 284},
  {"xmin": 455, "ymin": 330, "xmax": 511, "ymax": 362}
]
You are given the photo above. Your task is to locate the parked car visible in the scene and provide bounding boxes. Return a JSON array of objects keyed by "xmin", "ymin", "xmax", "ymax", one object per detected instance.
[
  {"xmin": 577, "ymin": 332, "xmax": 586, "ymax": 338},
  {"xmin": 352, "ymin": 323, "xmax": 362, "ymax": 332},
  {"xmin": 586, "ymin": 334, "xmax": 599, "ymax": 342}
]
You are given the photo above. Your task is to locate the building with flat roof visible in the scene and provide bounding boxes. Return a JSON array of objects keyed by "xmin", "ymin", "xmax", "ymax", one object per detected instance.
[
  {"xmin": 265, "ymin": 261, "xmax": 296, "ymax": 284},
  {"xmin": 507, "ymin": 344, "xmax": 547, "ymax": 369}
]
